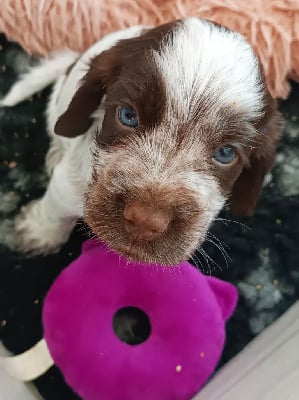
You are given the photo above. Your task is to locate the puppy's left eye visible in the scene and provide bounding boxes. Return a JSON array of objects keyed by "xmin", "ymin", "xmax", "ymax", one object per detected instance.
[
  {"xmin": 118, "ymin": 106, "xmax": 138, "ymax": 128},
  {"xmin": 213, "ymin": 145, "xmax": 237, "ymax": 165}
]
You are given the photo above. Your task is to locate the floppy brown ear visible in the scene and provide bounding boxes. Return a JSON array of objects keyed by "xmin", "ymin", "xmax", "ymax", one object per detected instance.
[
  {"xmin": 229, "ymin": 99, "xmax": 282, "ymax": 216},
  {"xmin": 54, "ymin": 49, "xmax": 121, "ymax": 138}
]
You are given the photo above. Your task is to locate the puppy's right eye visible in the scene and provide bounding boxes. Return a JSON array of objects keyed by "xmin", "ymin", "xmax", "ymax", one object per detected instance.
[{"xmin": 118, "ymin": 106, "xmax": 138, "ymax": 128}]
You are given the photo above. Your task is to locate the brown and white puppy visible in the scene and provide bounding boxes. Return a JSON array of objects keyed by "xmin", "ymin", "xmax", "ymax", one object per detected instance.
[{"xmin": 1, "ymin": 18, "xmax": 281, "ymax": 265}]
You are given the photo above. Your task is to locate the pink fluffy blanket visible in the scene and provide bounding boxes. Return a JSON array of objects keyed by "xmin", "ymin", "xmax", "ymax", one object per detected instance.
[{"xmin": 0, "ymin": 0, "xmax": 298, "ymax": 99}]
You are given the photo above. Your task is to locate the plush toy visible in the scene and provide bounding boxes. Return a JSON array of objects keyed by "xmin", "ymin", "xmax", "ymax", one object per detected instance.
[
  {"xmin": 42, "ymin": 240, "xmax": 238, "ymax": 400},
  {"xmin": 0, "ymin": 0, "xmax": 298, "ymax": 99},
  {"xmin": 0, "ymin": 240, "xmax": 237, "ymax": 398}
]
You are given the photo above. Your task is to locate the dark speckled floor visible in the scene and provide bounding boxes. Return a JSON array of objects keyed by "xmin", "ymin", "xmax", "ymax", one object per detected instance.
[{"xmin": 0, "ymin": 33, "xmax": 299, "ymax": 399}]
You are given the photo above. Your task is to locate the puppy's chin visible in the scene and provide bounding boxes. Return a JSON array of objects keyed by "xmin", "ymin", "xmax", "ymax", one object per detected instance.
[
  {"xmin": 84, "ymin": 226, "xmax": 204, "ymax": 266},
  {"xmin": 91, "ymin": 233, "xmax": 204, "ymax": 266}
]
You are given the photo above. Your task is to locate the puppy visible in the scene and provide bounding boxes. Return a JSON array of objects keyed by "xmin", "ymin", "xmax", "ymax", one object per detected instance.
[{"xmin": 1, "ymin": 18, "xmax": 281, "ymax": 265}]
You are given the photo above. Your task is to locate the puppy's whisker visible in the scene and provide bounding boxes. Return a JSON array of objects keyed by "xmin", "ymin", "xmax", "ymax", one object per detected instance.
[
  {"xmin": 196, "ymin": 243, "xmax": 225, "ymax": 275},
  {"xmin": 206, "ymin": 235, "xmax": 230, "ymax": 271},
  {"xmin": 196, "ymin": 247, "xmax": 214, "ymax": 275},
  {"xmin": 207, "ymin": 231, "xmax": 230, "ymax": 250},
  {"xmin": 190, "ymin": 253, "xmax": 205, "ymax": 273},
  {"xmin": 215, "ymin": 217, "xmax": 250, "ymax": 230}
]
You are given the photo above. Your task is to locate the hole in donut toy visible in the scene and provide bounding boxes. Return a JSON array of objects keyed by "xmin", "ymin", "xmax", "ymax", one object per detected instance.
[{"xmin": 113, "ymin": 306, "xmax": 151, "ymax": 345}]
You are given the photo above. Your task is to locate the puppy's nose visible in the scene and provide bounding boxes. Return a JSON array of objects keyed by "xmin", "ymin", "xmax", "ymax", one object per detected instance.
[{"xmin": 124, "ymin": 203, "xmax": 170, "ymax": 241}]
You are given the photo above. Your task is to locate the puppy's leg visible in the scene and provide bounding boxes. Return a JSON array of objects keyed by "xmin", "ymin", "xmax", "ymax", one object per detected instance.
[{"xmin": 15, "ymin": 159, "xmax": 83, "ymax": 255}]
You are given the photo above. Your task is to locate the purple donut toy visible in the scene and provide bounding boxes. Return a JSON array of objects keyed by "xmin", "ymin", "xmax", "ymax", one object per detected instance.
[{"xmin": 43, "ymin": 241, "xmax": 238, "ymax": 400}]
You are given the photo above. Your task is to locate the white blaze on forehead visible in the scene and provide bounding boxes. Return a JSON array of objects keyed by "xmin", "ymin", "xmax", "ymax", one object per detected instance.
[
  {"xmin": 153, "ymin": 18, "xmax": 265, "ymax": 122},
  {"xmin": 120, "ymin": 132, "xmax": 205, "ymax": 180}
]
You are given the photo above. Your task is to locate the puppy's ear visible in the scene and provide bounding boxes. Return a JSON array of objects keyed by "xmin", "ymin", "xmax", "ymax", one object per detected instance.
[
  {"xmin": 229, "ymin": 98, "xmax": 282, "ymax": 216},
  {"xmin": 54, "ymin": 49, "xmax": 121, "ymax": 138}
]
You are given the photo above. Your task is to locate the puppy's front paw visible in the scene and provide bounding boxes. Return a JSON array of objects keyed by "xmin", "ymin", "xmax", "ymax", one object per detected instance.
[{"xmin": 15, "ymin": 200, "xmax": 73, "ymax": 255}]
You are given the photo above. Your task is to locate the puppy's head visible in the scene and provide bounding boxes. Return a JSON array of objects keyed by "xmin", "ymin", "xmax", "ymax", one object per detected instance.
[{"xmin": 55, "ymin": 18, "xmax": 281, "ymax": 265}]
